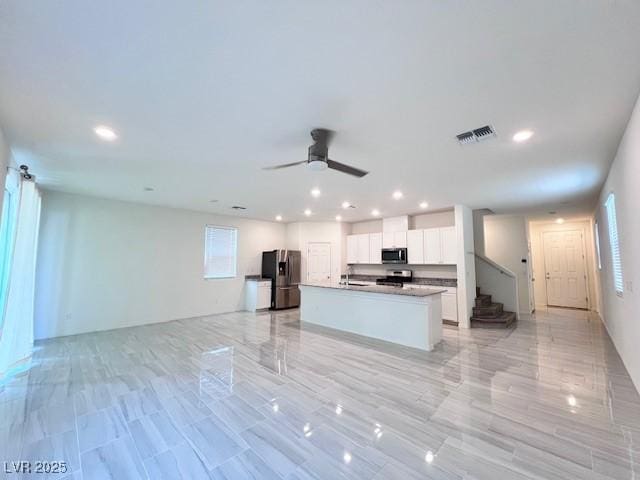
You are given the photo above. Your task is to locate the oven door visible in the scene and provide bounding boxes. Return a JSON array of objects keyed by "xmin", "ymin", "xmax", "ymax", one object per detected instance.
[{"xmin": 382, "ymin": 248, "xmax": 407, "ymax": 264}]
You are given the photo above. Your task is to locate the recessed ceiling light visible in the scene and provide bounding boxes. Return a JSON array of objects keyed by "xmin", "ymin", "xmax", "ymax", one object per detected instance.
[
  {"xmin": 513, "ymin": 129, "xmax": 534, "ymax": 143},
  {"xmin": 425, "ymin": 451, "xmax": 434, "ymax": 464},
  {"xmin": 556, "ymin": 218, "xmax": 565, "ymax": 224},
  {"xmin": 94, "ymin": 125, "xmax": 118, "ymax": 141},
  {"xmin": 304, "ymin": 209, "xmax": 312, "ymax": 216},
  {"xmin": 392, "ymin": 191, "xmax": 403, "ymax": 200},
  {"xmin": 371, "ymin": 209, "xmax": 380, "ymax": 217},
  {"xmin": 311, "ymin": 187, "xmax": 321, "ymax": 198},
  {"xmin": 335, "ymin": 215, "xmax": 342, "ymax": 221},
  {"xmin": 275, "ymin": 215, "xmax": 283, "ymax": 221},
  {"xmin": 419, "ymin": 201, "xmax": 429, "ymax": 209},
  {"xmin": 341, "ymin": 201, "xmax": 351, "ymax": 209}
]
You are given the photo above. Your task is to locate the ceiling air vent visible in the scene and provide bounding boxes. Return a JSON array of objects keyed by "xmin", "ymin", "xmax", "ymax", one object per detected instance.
[
  {"xmin": 456, "ymin": 131, "xmax": 475, "ymax": 145},
  {"xmin": 456, "ymin": 125, "xmax": 496, "ymax": 145},
  {"xmin": 231, "ymin": 205, "xmax": 247, "ymax": 210}
]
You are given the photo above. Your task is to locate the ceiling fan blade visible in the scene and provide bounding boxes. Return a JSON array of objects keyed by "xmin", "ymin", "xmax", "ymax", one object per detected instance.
[
  {"xmin": 262, "ymin": 160, "xmax": 308, "ymax": 170},
  {"xmin": 326, "ymin": 159, "xmax": 369, "ymax": 177}
]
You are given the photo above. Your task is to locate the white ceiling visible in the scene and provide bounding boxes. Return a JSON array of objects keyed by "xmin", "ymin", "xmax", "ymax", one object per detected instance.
[{"xmin": 1, "ymin": 1, "xmax": 640, "ymax": 223}]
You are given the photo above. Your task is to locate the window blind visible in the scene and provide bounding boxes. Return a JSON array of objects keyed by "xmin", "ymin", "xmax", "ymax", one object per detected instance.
[
  {"xmin": 604, "ymin": 193, "xmax": 623, "ymax": 295},
  {"xmin": 204, "ymin": 225, "xmax": 237, "ymax": 279}
]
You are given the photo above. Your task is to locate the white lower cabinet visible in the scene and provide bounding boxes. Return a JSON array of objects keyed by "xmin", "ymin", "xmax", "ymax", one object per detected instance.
[
  {"xmin": 403, "ymin": 284, "xmax": 457, "ymax": 323},
  {"xmin": 441, "ymin": 287, "xmax": 458, "ymax": 322},
  {"xmin": 245, "ymin": 280, "xmax": 272, "ymax": 312}
]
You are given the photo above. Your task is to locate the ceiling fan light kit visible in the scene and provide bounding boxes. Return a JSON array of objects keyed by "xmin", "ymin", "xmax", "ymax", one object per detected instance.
[{"xmin": 263, "ymin": 129, "xmax": 369, "ymax": 178}]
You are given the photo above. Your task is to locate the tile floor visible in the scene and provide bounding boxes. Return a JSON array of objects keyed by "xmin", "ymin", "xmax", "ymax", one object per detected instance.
[{"xmin": 1, "ymin": 307, "xmax": 639, "ymax": 479}]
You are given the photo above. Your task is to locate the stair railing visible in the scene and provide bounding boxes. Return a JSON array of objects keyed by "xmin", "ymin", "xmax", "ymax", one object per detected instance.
[{"xmin": 474, "ymin": 254, "xmax": 519, "ymax": 318}]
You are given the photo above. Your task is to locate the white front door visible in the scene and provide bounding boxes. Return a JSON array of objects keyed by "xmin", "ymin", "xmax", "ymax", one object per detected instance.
[
  {"xmin": 543, "ymin": 231, "xmax": 588, "ymax": 309},
  {"xmin": 307, "ymin": 243, "xmax": 332, "ymax": 286}
]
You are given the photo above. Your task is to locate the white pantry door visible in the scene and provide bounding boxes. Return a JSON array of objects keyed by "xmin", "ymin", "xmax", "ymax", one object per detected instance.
[
  {"xmin": 307, "ymin": 243, "xmax": 332, "ymax": 286},
  {"xmin": 543, "ymin": 231, "xmax": 588, "ymax": 309}
]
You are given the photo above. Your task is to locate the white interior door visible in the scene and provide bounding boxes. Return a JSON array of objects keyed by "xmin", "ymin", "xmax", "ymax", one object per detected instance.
[
  {"xmin": 307, "ymin": 243, "xmax": 332, "ymax": 286},
  {"xmin": 543, "ymin": 231, "xmax": 588, "ymax": 309}
]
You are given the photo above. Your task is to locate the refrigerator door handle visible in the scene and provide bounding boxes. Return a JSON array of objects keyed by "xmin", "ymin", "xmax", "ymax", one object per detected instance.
[{"xmin": 286, "ymin": 256, "xmax": 291, "ymax": 285}]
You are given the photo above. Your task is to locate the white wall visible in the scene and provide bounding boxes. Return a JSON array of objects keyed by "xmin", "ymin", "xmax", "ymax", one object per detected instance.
[
  {"xmin": 0, "ymin": 126, "xmax": 9, "ymax": 212},
  {"xmin": 35, "ymin": 190, "xmax": 286, "ymax": 339},
  {"xmin": 594, "ymin": 92, "xmax": 640, "ymax": 390},
  {"xmin": 285, "ymin": 222, "xmax": 346, "ymax": 286},
  {"xmin": 349, "ymin": 209, "xmax": 455, "ymax": 235},
  {"xmin": 483, "ymin": 215, "xmax": 532, "ymax": 314},
  {"xmin": 411, "ymin": 209, "xmax": 455, "ymax": 229},
  {"xmin": 350, "ymin": 219, "xmax": 382, "ymax": 235},
  {"xmin": 529, "ymin": 219, "xmax": 599, "ymax": 312}
]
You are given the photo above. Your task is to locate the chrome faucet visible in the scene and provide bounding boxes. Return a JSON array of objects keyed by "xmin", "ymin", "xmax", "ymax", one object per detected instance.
[{"xmin": 345, "ymin": 265, "xmax": 353, "ymax": 285}]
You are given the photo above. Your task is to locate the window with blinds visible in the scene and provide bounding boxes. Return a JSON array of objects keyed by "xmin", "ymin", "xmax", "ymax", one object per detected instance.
[
  {"xmin": 204, "ymin": 225, "xmax": 238, "ymax": 279},
  {"xmin": 604, "ymin": 193, "xmax": 623, "ymax": 295}
]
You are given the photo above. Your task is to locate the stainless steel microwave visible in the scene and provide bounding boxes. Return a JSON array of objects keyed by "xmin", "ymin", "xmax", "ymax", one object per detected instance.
[{"xmin": 381, "ymin": 248, "xmax": 408, "ymax": 264}]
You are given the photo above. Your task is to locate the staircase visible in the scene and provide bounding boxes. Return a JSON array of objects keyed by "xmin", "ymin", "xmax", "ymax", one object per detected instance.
[{"xmin": 471, "ymin": 287, "xmax": 516, "ymax": 328}]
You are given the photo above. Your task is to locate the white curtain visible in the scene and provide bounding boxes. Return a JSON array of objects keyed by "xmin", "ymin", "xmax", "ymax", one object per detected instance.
[{"xmin": 0, "ymin": 176, "xmax": 41, "ymax": 376}]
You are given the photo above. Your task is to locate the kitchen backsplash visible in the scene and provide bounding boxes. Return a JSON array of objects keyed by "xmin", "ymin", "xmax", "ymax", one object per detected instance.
[
  {"xmin": 347, "ymin": 264, "xmax": 457, "ymax": 279},
  {"xmin": 340, "ymin": 273, "xmax": 457, "ymax": 287}
]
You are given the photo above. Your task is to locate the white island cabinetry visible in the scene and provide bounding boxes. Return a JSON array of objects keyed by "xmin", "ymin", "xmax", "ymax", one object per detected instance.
[{"xmin": 299, "ymin": 284, "xmax": 443, "ymax": 351}]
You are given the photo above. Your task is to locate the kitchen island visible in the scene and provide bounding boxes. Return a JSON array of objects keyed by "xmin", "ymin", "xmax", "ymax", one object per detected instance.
[{"xmin": 299, "ymin": 284, "xmax": 444, "ymax": 351}]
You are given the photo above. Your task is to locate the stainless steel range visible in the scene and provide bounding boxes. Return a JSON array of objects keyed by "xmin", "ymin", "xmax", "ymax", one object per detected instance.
[{"xmin": 376, "ymin": 269, "xmax": 412, "ymax": 287}]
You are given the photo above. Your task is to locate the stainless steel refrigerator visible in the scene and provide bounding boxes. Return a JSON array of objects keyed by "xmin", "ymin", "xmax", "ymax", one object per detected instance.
[{"xmin": 261, "ymin": 250, "xmax": 301, "ymax": 309}]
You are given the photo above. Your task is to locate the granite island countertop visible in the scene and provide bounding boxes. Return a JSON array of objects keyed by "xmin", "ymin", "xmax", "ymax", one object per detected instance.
[
  {"xmin": 299, "ymin": 283, "xmax": 445, "ymax": 297},
  {"xmin": 339, "ymin": 274, "xmax": 457, "ymax": 287}
]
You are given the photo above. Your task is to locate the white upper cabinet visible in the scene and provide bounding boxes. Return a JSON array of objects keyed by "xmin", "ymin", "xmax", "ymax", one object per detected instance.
[
  {"xmin": 369, "ymin": 233, "xmax": 382, "ymax": 264},
  {"xmin": 347, "ymin": 233, "xmax": 380, "ymax": 264},
  {"xmin": 407, "ymin": 230, "xmax": 424, "ymax": 264},
  {"xmin": 383, "ymin": 231, "xmax": 407, "ymax": 248},
  {"xmin": 348, "ymin": 224, "xmax": 455, "ymax": 265},
  {"xmin": 440, "ymin": 226, "xmax": 457, "ymax": 264},
  {"xmin": 394, "ymin": 231, "xmax": 407, "ymax": 248},
  {"xmin": 382, "ymin": 232, "xmax": 394, "ymax": 248},
  {"xmin": 423, "ymin": 228, "xmax": 442, "ymax": 264},
  {"xmin": 346, "ymin": 234, "xmax": 358, "ymax": 264},
  {"xmin": 422, "ymin": 226, "xmax": 456, "ymax": 265},
  {"xmin": 356, "ymin": 234, "xmax": 370, "ymax": 264}
]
